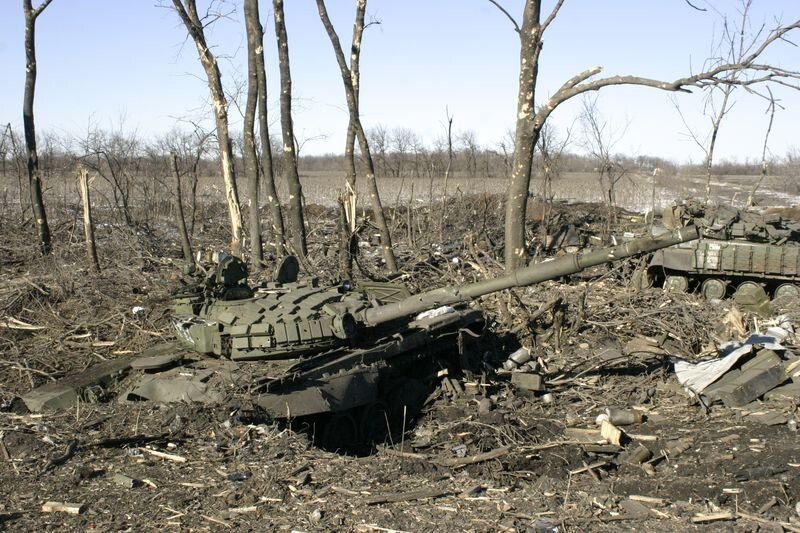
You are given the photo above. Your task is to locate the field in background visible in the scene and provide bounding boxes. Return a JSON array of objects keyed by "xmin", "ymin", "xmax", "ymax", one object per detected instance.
[{"xmin": 1, "ymin": 169, "xmax": 797, "ymax": 225}]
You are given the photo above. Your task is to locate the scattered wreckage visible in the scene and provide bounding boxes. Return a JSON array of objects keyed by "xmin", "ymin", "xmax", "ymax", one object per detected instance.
[
  {"xmin": 22, "ymin": 227, "xmax": 697, "ymax": 448},
  {"xmin": 645, "ymin": 201, "xmax": 800, "ymax": 302}
]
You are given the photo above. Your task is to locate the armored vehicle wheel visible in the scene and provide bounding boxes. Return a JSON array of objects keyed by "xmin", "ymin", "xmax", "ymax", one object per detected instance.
[
  {"xmin": 774, "ymin": 283, "xmax": 800, "ymax": 300},
  {"xmin": 320, "ymin": 412, "xmax": 359, "ymax": 452},
  {"xmin": 664, "ymin": 275, "xmax": 689, "ymax": 293},
  {"xmin": 358, "ymin": 401, "xmax": 393, "ymax": 444},
  {"xmin": 701, "ymin": 279, "xmax": 727, "ymax": 300},
  {"xmin": 733, "ymin": 281, "xmax": 771, "ymax": 315}
]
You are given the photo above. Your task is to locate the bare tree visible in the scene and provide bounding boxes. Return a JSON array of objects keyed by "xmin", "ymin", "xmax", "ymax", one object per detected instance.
[
  {"xmin": 78, "ymin": 123, "xmax": 140, "ymax": 226},
  {"xmin": 22, "ymin": 0, "xmax": 55, "ymax": 255},
  {"xmin": 243, "ymin": 0, "xmax": 263, "ymax": 269},
  {"xmin": 77, "ymin": 166, "xmax": 100, "ymax": 272},
  {"xmin": 171, "ymin": 0, "xmax": 243, "ymax": 256},
  {"xmin": 490, "ymin": 0, "xmax": 800, "ymax": 269},
  {"xmin": 747, "ymin": 89, "xmax": 777, "ymax": 206},
  {"xmin": 273, "ymin": 0, "xmax": 307, "ymax": 257},
  {"xmin": 316, "ymin": 0, "xmax": 399, "ymax": 273},
  {"xmin": 170, "ymin": 153, "xmax": 194, "ymax": 264},
  {"xmin": 458, "ymin": 130, "xmax": 480, "ymax": 177},
  {"xmin": 673, "ymin": 0, "xmax": 760, "ymax": 205},
  {"xmin": 252, "ymin": 0, "xmax": 285, "ymax": 256},
  {"xmin": 368, "ymin": 125, "xmax": 390, "ymax": 177},
  {"xmin": 535, "ymin": 120, "xmax": 570, "ymax": 235},
  {"xmin": 580, "ymin": 95, "xmax": 627, "ymax": 227}
]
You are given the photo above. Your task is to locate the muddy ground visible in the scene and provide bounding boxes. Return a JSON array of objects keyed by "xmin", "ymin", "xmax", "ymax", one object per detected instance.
[{"xmin": 1, "ymin": 195, "xmax": 799, "ymax": 532}]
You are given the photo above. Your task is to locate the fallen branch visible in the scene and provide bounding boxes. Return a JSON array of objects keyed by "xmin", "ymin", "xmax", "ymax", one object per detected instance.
[{"xmin": 138, "ymin": 447, "xmax": 186, "ymax": 463}]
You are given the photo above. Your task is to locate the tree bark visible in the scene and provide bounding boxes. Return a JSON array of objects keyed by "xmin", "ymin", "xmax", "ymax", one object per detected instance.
[
  {"xmin": 171, "ymin": 0, "xmax": 243, "ymax": 257},
  {"xmin": 170, "ymin": 153, "xmax": 193, "ymax": 264},
  {"xmin": 252, "ymin": 0, "xmax": 285, "ymax": 256},
  {"xmin": 22, "ymin": 0, "xmax": 54, "ymax": 256},
  {"xmin": 504, "ymin": 1, "xmax": 543, "ymax": 270},
  {"xmin": 243, "ymin": 0, "xmax": 263, "ymax": 270},
  {"xmin": 77, "ymin": 166, "xmax": 99, "ymax": 272},
  {"xmin": 272, "ymin": 0, "xmax": 307, "ymax": 257},
  {"xmin": 316, "ymin": 0, "xmax": 398, "ymax": 273}
]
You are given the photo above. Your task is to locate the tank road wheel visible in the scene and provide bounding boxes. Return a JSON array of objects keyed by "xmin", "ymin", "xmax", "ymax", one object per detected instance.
[
  {"xmin": 320, "ymin": 412, "xmax": 359, "ymax": 453},
  {"xmin": 664, "ymin": 275, "xmax": 689, "ymax": 293},
  {"xmin": 358, "ymin": 401, "xmax": 394, "ymax": 445},
  {"xmin": 701, "ymin": 279, "xmax": 727, "ymax": 301},
  {"xmin": 774, "ymin": 283, "xmax": 800, "ymax": 301},
  {"xmin": 734, "ymin": 281, "xmax": 771, "ymax": 315}
]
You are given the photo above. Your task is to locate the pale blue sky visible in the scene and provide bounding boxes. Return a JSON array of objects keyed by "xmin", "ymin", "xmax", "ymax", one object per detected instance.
[{"xmin": 0, "ymin": 0, "xmax": 798, "ymax": 163}]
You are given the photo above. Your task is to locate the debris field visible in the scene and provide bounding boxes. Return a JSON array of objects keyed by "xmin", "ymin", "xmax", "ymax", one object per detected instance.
[{"xmin": 1, "ymin": 195, "xmax": 800, "ymax": 532}]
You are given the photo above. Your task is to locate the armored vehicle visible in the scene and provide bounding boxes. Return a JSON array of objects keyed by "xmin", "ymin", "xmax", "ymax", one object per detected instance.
[
  {"xmin": 646, "ymin": 201, "xmax": 800, "ymax": 300},
  {"xmin": 23, "ymin": 228, "xmax": 697, "ymax": 449}
]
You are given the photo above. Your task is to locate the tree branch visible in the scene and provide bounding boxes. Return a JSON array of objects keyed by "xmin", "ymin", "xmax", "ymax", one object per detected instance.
[
  {"xmin": 685, "ymin": 0, "xmax": 707, "ymax": 12},
  {"xmin": 541, "ymin": 0, "xmax": 566, "ymax": 34},
  {"xmin": 33, "ymin": 0, "xmax": 55, "ymax": 18},
  {"xmin": 486, "ymin": 0, "xmax": 520, "ymax": 33}
]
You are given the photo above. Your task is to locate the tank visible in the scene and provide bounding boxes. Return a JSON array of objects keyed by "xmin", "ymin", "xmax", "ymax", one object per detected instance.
[
  {"xmin": 645, "ymin": 201, "xmax": 800, "ymax": 301},
  {"xmin": 22, "ymin": 228, "xmax": 697, "ymax": 448}
]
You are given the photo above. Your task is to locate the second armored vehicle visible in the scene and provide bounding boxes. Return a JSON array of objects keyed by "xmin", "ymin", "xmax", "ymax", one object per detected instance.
[{"xmin": 646, "ymin": 201, "xmax": 800, "ymax": 300}]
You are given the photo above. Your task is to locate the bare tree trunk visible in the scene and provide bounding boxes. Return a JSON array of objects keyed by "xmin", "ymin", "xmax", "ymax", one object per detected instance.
[
  {"xmin": 316, "ymin": 0, "xmax": 398, "ymax": 273},
  {"xmin": 504, "ymin": 1, "xmax": 543, "ymax": 270},
  {"xmin": 252, "ymin": 0, "xmax": 285, "ymax": 256},
  {"xmin": 171, "ymin": 0, "xmax": 243, "ymax": 256},
  {"xmin": 170, "ymin": 153, "xmax": 193, "ymax": 264},
  {"xmin": 337, "ymin": 194, "xmax": 354, "ymax": 280},
  {"xmin": 748, "ymin": 90, "xmax": 776, "ymax": 207},
  {"xmin": 273, "ymin": 0, "xmax": 307, "ymax": 257},
  {"xmin": 343, "ymin": 0, "xmax": 366, "ymax": 212},
  {"xmin": 703, "ymin": 86, "xmax": 732, "ymax": 205},
  {"xmin": 243, "ymin": 0, "xmax": 263, "ymax": 270},
  {"xmin": 77, "ymin": 166, "xmax": 99, "ymax": 272},
  {"xmin": 439, "ymin": 108, "xmax": 453, "ymax": 242},
  {"xmin": 22, "ymin": 0, "xmax": 54, "ymax": 256}
]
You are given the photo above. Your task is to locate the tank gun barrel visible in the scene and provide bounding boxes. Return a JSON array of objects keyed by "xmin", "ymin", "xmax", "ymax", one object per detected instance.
[{"xmin": 359, "ymin": 226, "xmax": 699, "ymax": 326}]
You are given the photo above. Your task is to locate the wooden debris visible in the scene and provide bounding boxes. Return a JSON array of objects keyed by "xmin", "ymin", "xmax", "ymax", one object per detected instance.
[
  {"xmin": 41, "ymin": 501, "xmax": 86, "ymax": 514},
  {"xmin": 764, "ymin": 382, "xmax": 800, "ymax": 400},
  {"xmin": 563, "ymin": 427, "xmax": 603, "ymax": 443},
  {"xmin": 138, "ymin": 447, "xmax": 186, "ymax": 463},
  {"xmin": 202, "ymin": 515, "xmax": 231, "ymax": 528},
  {"xmin": 568, "ymin": 461, "xmax": 607, "ymax": 477},
  {"xmin": 0, "ymin": 317, "xmax": 45, "ymax": 330},
  {"xmin": 704, "ymin": 350, "xmax": 788, "ymax": 407},
  {"xmin": 228, "ymin": 505, "xmax": 259, "ymax": 514},
  {"xmin": 629, "ymin": 495, "xmax": 667, "ymax": 505},
  {"xmin": 737, "ymin": 510, "xmax": 800, "ymax": 532},
  {"xmin": 600, "ymin": 420, "xmax": 623, "ymax": 446},
  {"xmin": 691, "ymin": 511, "xmax": 734, "ymax": 523}
]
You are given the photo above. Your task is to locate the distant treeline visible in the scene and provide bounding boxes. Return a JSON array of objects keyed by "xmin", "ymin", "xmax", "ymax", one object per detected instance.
[{"xmin": 1, "ymin": 125, "xmax": 798, "ymax": 183}]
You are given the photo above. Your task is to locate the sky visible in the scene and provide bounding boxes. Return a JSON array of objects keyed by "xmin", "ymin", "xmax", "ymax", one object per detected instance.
[{"xmin": 0, "ymin": 0, "xmax": 798, "ymax": 164}]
